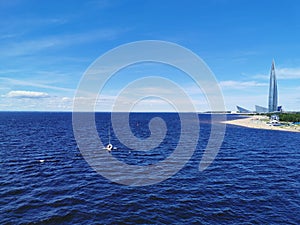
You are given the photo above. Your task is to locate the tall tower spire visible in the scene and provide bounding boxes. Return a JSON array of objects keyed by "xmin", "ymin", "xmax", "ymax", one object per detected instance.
[{"xmin": 268, "ymin": 59, "xmax": 278, "ymax": 112}]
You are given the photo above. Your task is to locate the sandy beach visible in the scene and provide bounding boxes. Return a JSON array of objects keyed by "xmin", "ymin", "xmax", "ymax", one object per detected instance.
[{"xmin": 224, "ymin": 115, "xmax": 300, "ymax": 133}]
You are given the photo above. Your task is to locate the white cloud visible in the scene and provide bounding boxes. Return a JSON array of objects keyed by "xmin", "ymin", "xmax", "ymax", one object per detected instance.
[
  {"xmin": 253, "ymin": 67, "xmax": 300, "ymax": 80},
  {"xmin": 0, "ymin": 95, "xmax": 76, "ymax": 111},
  {"xmin": 62, "ymin": 97, "xmax": 71, "ymax": 102},
  {"xmin": 5, "ymin": 90, "xmax": 49, "ymax": 98},
  {"xmin": 219, "ymin": 80, "xmax": 268, "ymax": 89},
  {"xmin": 277, "ymin": 67, "xmax": 300, "ymax": 79}
]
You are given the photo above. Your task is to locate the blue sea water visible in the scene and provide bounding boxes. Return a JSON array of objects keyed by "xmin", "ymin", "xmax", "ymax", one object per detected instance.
[{"xmin": 1, "ymin": 112, "xmax": 299, "ymax": 224}]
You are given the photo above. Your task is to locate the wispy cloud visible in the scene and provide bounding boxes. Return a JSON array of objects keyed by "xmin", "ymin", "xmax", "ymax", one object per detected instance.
[
  {"xmin": 85, "ymin": 0, "xmax": 118, "ymax": 9},
  {"xmin": 0, "ymin": 69, "xmax": 22, "ymax": 74},
  {"xmin": 0, "ymin": 33, "xmax": 21, "ymax": 40},
  {"xmin": 4, "ymin": 90, "xmax": 49, "ymax": 98},
  {"xmin": 0, "ymin": 28, "xmax": 128, "ymax": 57},
  {"xmin": 0, "ymin": 77, "xmax": 75, "ymax": 92}
]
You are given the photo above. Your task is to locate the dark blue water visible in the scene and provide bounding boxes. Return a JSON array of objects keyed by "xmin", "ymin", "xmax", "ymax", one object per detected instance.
[{"xmin": 1, "ymin": 112, "xmax": 299, "ymax": 224}]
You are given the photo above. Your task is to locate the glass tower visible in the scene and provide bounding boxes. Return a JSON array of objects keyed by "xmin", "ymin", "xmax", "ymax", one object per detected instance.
[{"xmin": 268, "ymin": 60, "xmax": 278, "ymax": 112}]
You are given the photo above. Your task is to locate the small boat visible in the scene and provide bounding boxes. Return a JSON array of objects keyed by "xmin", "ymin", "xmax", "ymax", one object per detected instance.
[
  {"xmin": 103, "ymin": 124, "xmax": 117, "ymax": 151},
  {"xmin": 268, "ymin": 114, "xmax": 282, "ymax": 126},
  {"xmin": 104, "ymin": 143, "xmax": 113, "ymax": 151}
]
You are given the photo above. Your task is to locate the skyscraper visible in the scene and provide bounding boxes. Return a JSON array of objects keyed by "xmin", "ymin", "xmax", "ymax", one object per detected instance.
[{"xmin": 268, "ymin": 60, "xmax": 278, "ymax": 112}]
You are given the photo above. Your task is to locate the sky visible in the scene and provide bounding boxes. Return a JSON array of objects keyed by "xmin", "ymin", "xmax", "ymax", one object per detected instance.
[{"xmin": 1, "ymin": 0, "xmax": 300, "ymax": 112}]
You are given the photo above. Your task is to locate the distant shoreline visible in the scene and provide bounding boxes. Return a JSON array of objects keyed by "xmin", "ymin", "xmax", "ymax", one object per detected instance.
[{"xmin": 223, "ymin": 115, "xmax": 300, "ymax": 133}]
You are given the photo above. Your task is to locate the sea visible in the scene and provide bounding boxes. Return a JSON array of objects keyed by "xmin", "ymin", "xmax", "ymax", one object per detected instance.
[{"xmin": 1, "ymin": 112, "xmax": 299, "ymax": 224}]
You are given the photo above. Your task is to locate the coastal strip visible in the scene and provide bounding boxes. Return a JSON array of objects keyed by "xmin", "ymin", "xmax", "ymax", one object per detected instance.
[{"xmin": 223, "ymin": 115, "xmax": 300, "ymax": 133}]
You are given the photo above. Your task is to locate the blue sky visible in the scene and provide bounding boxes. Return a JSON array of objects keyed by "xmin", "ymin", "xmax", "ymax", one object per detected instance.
[{"xmin": 1, "ymin": 0, "xmax": 300, "ymax": 111}]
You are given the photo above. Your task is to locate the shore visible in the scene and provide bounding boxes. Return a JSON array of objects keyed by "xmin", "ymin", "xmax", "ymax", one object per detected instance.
[{"xmin": 224, "ymin": 115, "xmax": 300, "ymax": 133}]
